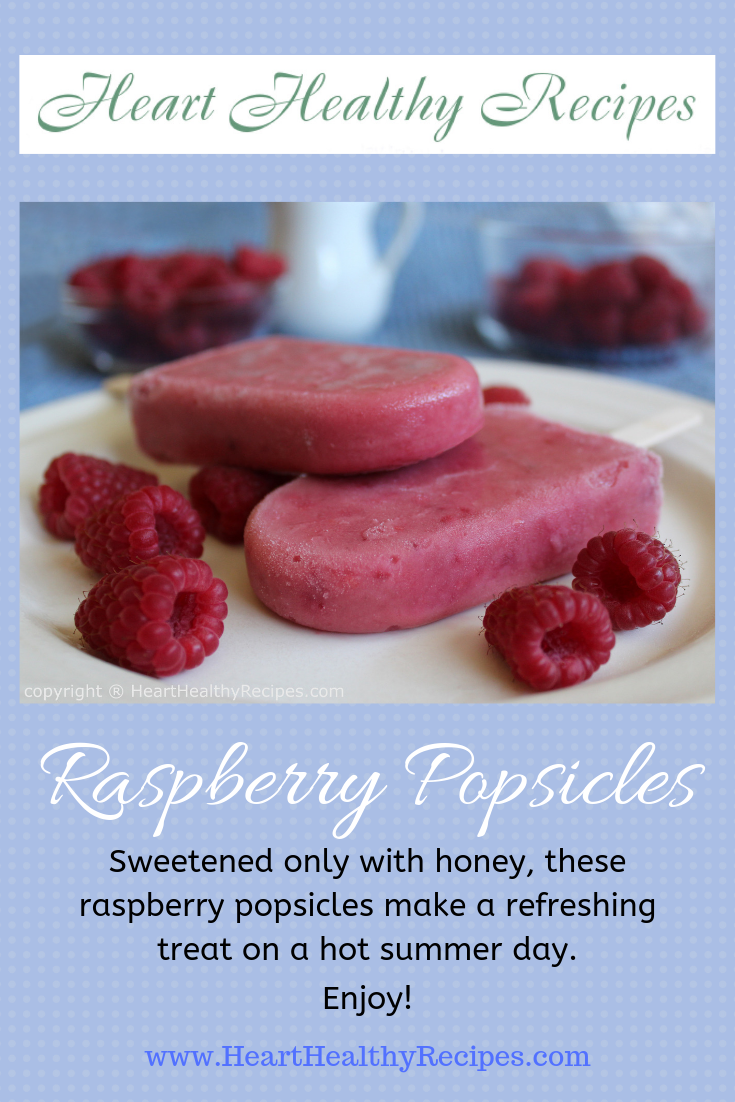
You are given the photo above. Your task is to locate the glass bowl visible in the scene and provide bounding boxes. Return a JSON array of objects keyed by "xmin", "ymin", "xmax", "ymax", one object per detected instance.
[
  {"xmin": 477, "ymin": 220, "xmax": 714, "ymax": 366},
  {"xmin": 61, "ymin": 279, "xmax": 274, "ymax": 372}
]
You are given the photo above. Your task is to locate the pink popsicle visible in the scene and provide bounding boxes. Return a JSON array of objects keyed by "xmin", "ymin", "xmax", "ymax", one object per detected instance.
[
  {"xmin": 244, "ymin": 406, "xmax": 663, "ymax": 634},
  {"xmin": 130, "ymin": 336, "xmax": 484, "ymax": 475}
]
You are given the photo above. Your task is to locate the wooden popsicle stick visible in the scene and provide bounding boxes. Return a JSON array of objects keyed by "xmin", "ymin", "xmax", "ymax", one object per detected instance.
[
  {"xmin": 103, "ymin": 373, "xmax": 134, "ymax": 399},
  {"xmin": 611, "ymin": 406, "xmax": 703, "ymax": 449}
]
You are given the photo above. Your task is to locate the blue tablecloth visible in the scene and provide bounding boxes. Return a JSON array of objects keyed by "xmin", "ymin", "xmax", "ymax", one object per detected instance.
[{"xmin": 20, "ymin": 202, "xmax": 715, "ymax": 410}]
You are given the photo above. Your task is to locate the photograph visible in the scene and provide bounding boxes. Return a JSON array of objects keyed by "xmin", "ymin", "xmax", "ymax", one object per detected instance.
[{"xmin": 20, "ymin": 200, "xmax": 715, "ymax": 703}]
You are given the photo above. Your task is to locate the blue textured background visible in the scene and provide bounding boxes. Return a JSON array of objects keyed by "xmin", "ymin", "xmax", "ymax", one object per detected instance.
[{"xmin": 6, "ymin": 1, "xmax": 732, "ymax": 1098}]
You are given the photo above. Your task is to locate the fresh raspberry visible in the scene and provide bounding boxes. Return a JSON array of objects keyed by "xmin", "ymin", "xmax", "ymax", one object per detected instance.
[
  {"xmin": 575, "ymin": 260, "xmax": 639, "ymax": 306},
  {"xmin": 572, "ymin": 529, "xmax": 681, "ymax": 631},
  {"xmin": 74, "ymin": 555, "xmax": 228, "ymax": 677},
  {"xmin": 233, "ymin": 246, "xmax": 287, "ymax": 282},
  {"xmin": 667, "ymin": 277, "xmax": 695, "ymax": 309},
  {"xmin": 483, "ymin": 585, "xmax": 615, "ymax": 692},
  {"xmin": 115, "ymin": 255, "xmax": 177, "ymax": 319},
  {"xmin": 506, "ymin": 281, "xmax": 559, "ymax": 330},
  {"xmin": 182, "ymin": 254, "xmax": 235, "ymax": 291},
  {"xmin": 75, "ymin": 485, "xmax": 205, "ymax": 574},
  {"xmin": 625, "ymin": 292, "xmax": 679, "ymax": 345},
  {"xmin": 123, "ymin": 279, "xmax": 177, "ymax": 319},
  {"xmin": 482, "ymin": 385, "xmax": 531, "ymax": 406},
  {"xmin": 189, "ymin": 466, "xmax": 291, "ymax": 544},
  {"xmin": 518, "ymin": 257, "xmax": 575, "ymax": 287},
  {"xmin": 68, "ymin": 257, "xmax": 120, "ymax": 307},
  {"xmin": 629, "ymin": 254, "xmax": 673, "ymax": 293},
  {"xmin": 158, "ymin": 251, "xmax": 216, "ymax": 293},
  {"xmin": 39, "ymin": 454, "xmax": 158, "ymax": 540},
  {"xmin": 574, "ymin": 304, "xmax": 625, "ymax": 348},
  {"xmin": 70, "ymin": 257, "xmax": 118, "ymax": 289}
]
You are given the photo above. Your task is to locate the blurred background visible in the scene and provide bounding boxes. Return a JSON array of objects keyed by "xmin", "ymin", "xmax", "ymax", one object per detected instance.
[{"xmin": 20, "ymin": 201, "xmax": 715, "ymax": 410}]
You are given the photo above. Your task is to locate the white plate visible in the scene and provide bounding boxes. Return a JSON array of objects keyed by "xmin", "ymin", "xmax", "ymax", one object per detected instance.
[{"xmin": 19, "ymin": 360, "xmax": 715, "ymax": 704}]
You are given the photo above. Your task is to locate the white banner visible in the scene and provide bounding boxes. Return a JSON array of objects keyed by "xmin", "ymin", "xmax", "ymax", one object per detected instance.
[{"xmin": 20, "ymin": 55, "xmax": 715, "ymax": 156}]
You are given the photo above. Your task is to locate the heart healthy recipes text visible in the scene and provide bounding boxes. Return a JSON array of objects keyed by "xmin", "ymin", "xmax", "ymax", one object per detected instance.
[{"xmin": 37, "ymin": 70, "xmax": 698, "ymax": 144}]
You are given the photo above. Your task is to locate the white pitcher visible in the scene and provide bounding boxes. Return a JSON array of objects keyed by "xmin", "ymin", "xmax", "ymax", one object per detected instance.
[{"xmin": 269, "ymin": 202, "xmax": 424, "ymax": 341}]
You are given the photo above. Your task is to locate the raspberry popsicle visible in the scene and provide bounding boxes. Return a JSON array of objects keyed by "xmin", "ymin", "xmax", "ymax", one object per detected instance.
[
  {"xmin": 244, "ymin": 405, "xmax": 663, "ymax": 634},
  {"xmin": 130, "ymin": 336, "xmax": 484, "ymax": 475}
]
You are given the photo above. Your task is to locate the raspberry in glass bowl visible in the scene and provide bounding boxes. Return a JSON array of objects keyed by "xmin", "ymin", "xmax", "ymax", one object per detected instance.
[
  {"xmin": 477, "ymin": 221, "xmax": 713, "ymax": 366},
  {"xmin": 62, "ymin": 246, "xmax": 286, "ymax": 370}
]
